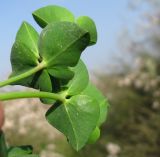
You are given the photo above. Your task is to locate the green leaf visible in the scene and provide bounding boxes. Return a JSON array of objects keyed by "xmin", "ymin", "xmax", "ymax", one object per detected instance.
[
  {"xmin": 48, "ymin": 66, "xmax": 74, "ymax": 80},
  {"xmin": 9, "ymin": 68, "xmax": 35, "ymax": 87},
  {"xmin": 87, "ymin": 126, "xmax": 100, "ymax": 144},
  {"xmin": 15, "ymin": 21, "xmax": 39, "ymax": 58},
  {"xmin": 11, "ymin": 21, "xmax": 39, "ymax": 71},
  {"xmin": 8, "ymin": 145, "xmax": 33, "ymax": 157},
  {"xmin": 66, "ymin": 60, "xmax": 89, "ymax": 96},
  {"xmin": 82, "ymin": 82, "xmax": 109, "ymax": 126},
  {"xmin": 32, "ymin": 5, "xmax": 75, "ymax": 28},
  {"xmin": 0, "ymin": 131, "xmax": 8, "ymax": 157},
  {"xmin": 46, "ymin": 95, "xmax": 100, "ymax": 150},
  {"xmin": 39, "ymin": 22, "xmax": 90, "ymax": 68},
  {"xmin": 10, "ymin": 42, "xmax": 38, "ymax": 73},
  {"xmin": 10, "ymin": 22, "xmax": 40, "ymax": 87},
  {"xmin": 35, "ymin": 70, "xmax": 55, "ymax": 104},
  {"xmin": 9, "ymin": 21, "xmax": 90, "ymax": 94},
  {"xmin": 9, "ymin": 42, "xmax": 38, "ymax": 87},
  {"xmin": 77, "ymin": 16, "xmax": 97, "ymax": 45},
  {"xmin": 28, "ymin": 22, "xmax": 89, "ymax": 98}
]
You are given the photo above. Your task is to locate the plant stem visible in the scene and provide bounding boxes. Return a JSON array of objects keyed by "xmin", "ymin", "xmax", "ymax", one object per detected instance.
[
  {"xmin": 0, "ymin": 91, "xmax": 65, "ymax": 102},
  {"xmin": 0, "ymin": 62, "xmax": 46, "ymax": 88}
]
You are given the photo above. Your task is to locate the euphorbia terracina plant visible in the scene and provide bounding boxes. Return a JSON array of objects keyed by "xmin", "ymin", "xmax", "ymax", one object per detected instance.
[{"xmin": 0, "ymin": 5, "xmax": 109, "ymax": 156}]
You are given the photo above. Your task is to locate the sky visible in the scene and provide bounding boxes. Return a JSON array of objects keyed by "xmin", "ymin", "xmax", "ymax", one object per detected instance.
[{"xmin": 0, "ymin": 0, "xmax": 141, "ymax": 79}]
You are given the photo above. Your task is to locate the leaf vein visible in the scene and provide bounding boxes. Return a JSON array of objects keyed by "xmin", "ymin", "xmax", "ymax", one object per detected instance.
[
  {"xmin": 24, "ymin": 23, "xmax": 39, "ymax": 55},
  {"xmin": 47, "ymin": 31, "xmax": 89, "ymax": 66},
  {"xmin": 64, "ymin": 105, "xmax": 79, "ymax": 150}
]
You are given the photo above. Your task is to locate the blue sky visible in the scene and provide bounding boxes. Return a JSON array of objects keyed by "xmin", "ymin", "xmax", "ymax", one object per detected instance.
[{"xmin": 0, "ymin": 0, "xmax": 140, "ymax": 79}]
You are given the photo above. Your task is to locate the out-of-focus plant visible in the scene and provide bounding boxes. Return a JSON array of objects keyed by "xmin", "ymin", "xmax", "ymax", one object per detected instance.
[
  {"xmin": 98, "ymin": 53, "xmax": 160, "ymax": 157},
  {"xmin": 95, "ymin": 1, "xmax": 160, "ymax": 156}
]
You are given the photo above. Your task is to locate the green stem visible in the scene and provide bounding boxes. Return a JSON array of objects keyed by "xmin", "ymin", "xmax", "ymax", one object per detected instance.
[
  {"xmin": 0, "ymin": 91, "xmax": 65, "ymax": 102},
  {"xmin": 0, "ymin": 62, "xmax": 45, "ymax": 88}
]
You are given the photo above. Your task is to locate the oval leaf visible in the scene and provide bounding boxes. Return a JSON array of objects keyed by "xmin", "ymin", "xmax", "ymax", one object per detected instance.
[
  {"xmin": 46, "ymin": 95, "xmax": 100, "ymax": 150},
  {"xmin": 32, "ymin": 5, "xmax": 75, "ymax": 28},
  {"xmin": 77, "ymin": 16, "xmax": 97, "ymax": 45},
  {"xmin": 10, "ymin": 22, "xmax": 39, "ymax": 87},
  {"xmin": 11, "ymin": 42, "xmax": 38, "ymax": 72},
  {"xmin": 66, "ymin": 60, "xmax": 89, "ymax": 96},
  {"xmin": 82, "ymin": 82, "xmax": 109, "ymax": 126},
  {"xmin": 15, "ymin": 21, "xmax": 39, "ymax": 58},
  {"xmin": 35, "ymin": 70, "xmax": 55, "ymax": 104},
  {"xmin": 87, "ymin": 126, "xmax": 100, "ymax": 144},
  {"xmin": 39, "ymin": 22, "xmax": 90, "ymax": 68},
  {"xmin": 48, "ymin": 66, "xmax": 74, "ymax": 80}
]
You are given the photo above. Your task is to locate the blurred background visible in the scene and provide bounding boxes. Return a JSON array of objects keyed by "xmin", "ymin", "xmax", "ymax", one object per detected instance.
[{"xmin": 0, "ymin": 0, "xmax": 160, "ymax": 157}]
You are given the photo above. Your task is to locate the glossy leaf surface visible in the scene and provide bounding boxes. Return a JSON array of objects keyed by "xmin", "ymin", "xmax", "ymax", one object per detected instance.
[
  {"xmin": 66, "ymin": 60, "xmax": 89, "ymax": 96},
  {"xmin": 39, "ymin": 22, "xmax": 90, "ymax": 67},
  {"xmin": 15, "ymin": 21, "xmax": 39, "ymax": 58},
  {"xmin": 77, "ymin": 16, "xmax": 97, "ymax": 45},
  {"xmin": 35, "ymin": 70, "xmax": 55, "ymax": 104},
  {"xmin": 87, "ymin": 126, "xmax": 100, "ymax": 144},
  {"xmin": 10, "ymin": 22, "xmax": 90, "ymax": 90},
  {"xmin": 10, "ymin": 22, "xmax": 39, "ymax": 87},
  {"xmin": 11, "ymin": 42, "xmax": 38, "ymax": 72},
  {"xmin": 46, "ymin": 95, "xmax": 100, "ymax": 150},
  {"xmin": 48, "ymin": 66, "xmax": 74, "ymax": 80},
  {"xmin": 11, "ymin": 22, "xmax": 39, "ymax": 72},
  {"xmin": 82, "ymin": 82, "xmax": 109, "ymax": 126},
  {"xmin": 33, "ymin": 5, "xmax": 75, "ymax": 28}
]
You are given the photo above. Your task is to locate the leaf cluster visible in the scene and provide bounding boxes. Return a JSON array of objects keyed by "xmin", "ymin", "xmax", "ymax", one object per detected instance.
[{"xmin": 0, "ymin": 5, "xmax": 109, "ymax": 153}]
